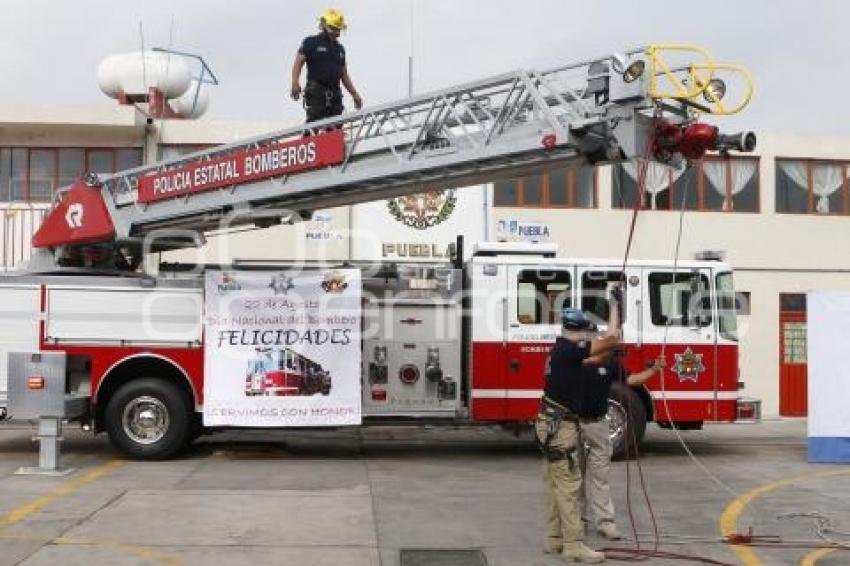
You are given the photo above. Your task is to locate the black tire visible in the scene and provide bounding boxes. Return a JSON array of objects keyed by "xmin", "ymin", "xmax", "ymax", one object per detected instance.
[
  {"xmin": 104, "ymin": 378, "xmax": 191, "ymax": 460},
  {"xmin": 609, "ymin": 382, "xmax": 647, "ymax": 461},
  {"xmin": 188, "ymin": 412, "xmax": 206, "ymax": 443}
]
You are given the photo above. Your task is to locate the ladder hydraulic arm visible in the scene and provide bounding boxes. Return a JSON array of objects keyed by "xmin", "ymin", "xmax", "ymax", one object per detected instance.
[{"xmin": 31, "ymin": 44, "xmax": 756, "ymax": 267}]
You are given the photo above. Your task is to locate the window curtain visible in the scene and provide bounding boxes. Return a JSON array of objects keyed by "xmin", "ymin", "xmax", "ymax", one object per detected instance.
[
  {"xmin": 779, "ymin": 161, "xmax": 843, "ymax": 213},
  {"xmin": 703, "ymin": 160, "xmax": 757, "ymax": 211},
  {"xmin": 623, "ymin": 159, "xmax": 684, "ymax": 209},
  {"xmin": 812, "ymin": 164, "xmax": 843, "ymax": 213}
]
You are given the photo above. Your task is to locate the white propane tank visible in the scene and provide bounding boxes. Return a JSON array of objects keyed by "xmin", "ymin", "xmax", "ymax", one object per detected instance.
[
  {"xmin": 97, "ymin": 51, "xmax": 191, "ymax": 99},
  {"xmin": 171, "ymin": 79, "xmax": 210, "ymax": 118},
  {"xmin": 96, "ymin": 54, "xmax": 123, "ymax": 98}
]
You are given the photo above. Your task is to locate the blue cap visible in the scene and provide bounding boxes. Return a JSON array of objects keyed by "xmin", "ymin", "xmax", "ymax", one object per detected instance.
[{"xmin": 561, "ymin": 307, "xmax": 596, "ymax": 331}]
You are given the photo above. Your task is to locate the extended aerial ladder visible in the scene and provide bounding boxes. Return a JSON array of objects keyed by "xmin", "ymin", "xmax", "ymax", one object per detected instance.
[{"xmin": 30, "ymin": 44, "xmax": 756, "ymax": 271}]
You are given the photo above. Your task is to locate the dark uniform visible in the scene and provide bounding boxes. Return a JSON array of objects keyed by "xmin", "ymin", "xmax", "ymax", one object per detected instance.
[
  {"xmin": 298, "ymin": 33, "xmax": 346, "ymax": 122},
  {"xmin": 580, "ymin": 359, "xmax": 626, "ymax": 419},
  {"xmin": 537, "ymin": 336, "xmax": 591, "ymax": 551}
]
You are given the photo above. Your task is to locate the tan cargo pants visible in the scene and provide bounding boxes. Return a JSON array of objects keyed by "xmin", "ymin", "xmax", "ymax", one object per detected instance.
[
  {"xmin": 535, "ymin": 414, "xmax": 583, "ymax": 547},
  {"xmin": 579, "ymin": 418, "xmax": 616, "ymax": 528}
]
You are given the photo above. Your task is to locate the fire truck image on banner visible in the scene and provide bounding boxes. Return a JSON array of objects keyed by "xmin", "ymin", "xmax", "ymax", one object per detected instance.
[{"xmin": 245, "ymin": 348, "xmax": 332, "ymax": 397}]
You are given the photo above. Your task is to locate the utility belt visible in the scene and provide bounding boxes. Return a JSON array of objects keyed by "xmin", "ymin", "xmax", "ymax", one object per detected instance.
[
  {"xmin": 540, "ymin": 396, "xmax": 580, "ymax": 423},
  {"xmin": 536, "ymin": 396, "xmax": 580, "ymax": 469},
  {"xmin": 306, "ymin": 80, "xmax": 342, "ymax": 96},
  {"xmin": 579, "ymin": 415, "xmax": 605, "ymax": 424}
]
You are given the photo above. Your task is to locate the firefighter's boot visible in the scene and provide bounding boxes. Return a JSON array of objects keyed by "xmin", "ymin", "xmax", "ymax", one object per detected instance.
[
  {"xmin": 562, "ymin": 542, "xmax": 605, "ymax": 563},
  {"xmin": 596, "ymin": 521, "xmax": 622, "ymax": 541}
]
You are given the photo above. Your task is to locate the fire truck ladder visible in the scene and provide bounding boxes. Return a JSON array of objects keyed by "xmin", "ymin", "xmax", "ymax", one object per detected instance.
[{"xmin": 32, "ymin": 44, "xmax": 755, "ymax": 256}]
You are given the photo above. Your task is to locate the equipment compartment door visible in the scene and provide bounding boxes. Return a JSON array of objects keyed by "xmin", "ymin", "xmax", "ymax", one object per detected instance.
[{"xmin": 0, "ymin": 285, "xmax": 41, "ymax": 398}]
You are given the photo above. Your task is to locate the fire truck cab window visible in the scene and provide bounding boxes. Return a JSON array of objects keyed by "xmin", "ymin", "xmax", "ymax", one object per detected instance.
[
  {"xmin": 648, "ymin": 272, "xmax": 711, "ymax": 327},
  {"xmin": 517, "ymin": 270, "xmax": 571, "ymax": 325},
  {"xmin": 581, "ymin": 271, "xmax": 625, "ymax": 326},
  {"xmin": 716, "ymin": 272, "xmax": 738, "ymax": 340}
]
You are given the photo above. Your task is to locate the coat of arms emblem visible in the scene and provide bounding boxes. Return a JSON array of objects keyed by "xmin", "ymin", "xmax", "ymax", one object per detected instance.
[
  {"xmin": 672, "ymin": 347, "xmax": 706, "ymax": 383},
  {"xmin": 321, "ymin": 271, "xmax": 348, "ymax": 293},
  {"xmin": 387, "ymin": 190, "xmax": 456, "ymax": 230}
]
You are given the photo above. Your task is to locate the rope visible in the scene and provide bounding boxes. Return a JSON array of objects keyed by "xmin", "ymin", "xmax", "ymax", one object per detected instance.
[{"xmin": 607, "ymin": 122, "xmax": 743, "ymax": 565}]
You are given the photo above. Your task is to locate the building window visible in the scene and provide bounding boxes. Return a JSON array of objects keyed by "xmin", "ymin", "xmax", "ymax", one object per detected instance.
[
  {"xmin": 780, "ymin": 293, "xmax": 807, "ymax": 313},
  {"xmin": 776, "ymin": 159, "xmax": 848, "ymax": 215},
  {"xmin": 716, "ymin": 271, "xmax": 738, "ymax": 341},
  {"xmin": 648, "ymin": 272, "xmax": 711, "ymax": 327},
  {"xmin": 613, "ymin": 156, "xmax": 760, "ymax": 212},
  {"xmin": 517, "ymin": 269, "xmax": 572, "ymax": 325},
  {"xmin": 493, "ymin": 165, "xmax": 597, "ymax": 208},
  {"xmin": 0, "ymin": 147, "xmax": 142, "ymax": 202}
]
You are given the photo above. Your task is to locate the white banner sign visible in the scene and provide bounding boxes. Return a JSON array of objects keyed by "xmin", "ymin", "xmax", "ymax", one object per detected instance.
[{"xmin": 203, "ymin": 269, "xmax": 362, "ymax": 427}]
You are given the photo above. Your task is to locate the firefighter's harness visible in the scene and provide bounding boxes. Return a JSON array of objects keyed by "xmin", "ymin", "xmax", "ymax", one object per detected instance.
[{"xmin": 537, "ymin": 396, "xmax": 581, "ymax": 471}]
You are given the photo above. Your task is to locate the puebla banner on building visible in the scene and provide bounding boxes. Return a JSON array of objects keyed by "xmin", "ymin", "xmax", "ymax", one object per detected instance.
[{"xmin": 203, "ymin": 269, "xmax": 361, "ymax": 427}]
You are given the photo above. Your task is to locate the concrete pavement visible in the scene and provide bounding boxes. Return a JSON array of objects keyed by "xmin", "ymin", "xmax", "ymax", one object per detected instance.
[{"xmin": 0, "ymin": 419, "xmax": 847, "ymax": 566}]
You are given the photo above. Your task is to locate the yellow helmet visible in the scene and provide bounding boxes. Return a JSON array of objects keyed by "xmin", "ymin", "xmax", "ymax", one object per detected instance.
[{"xmin": 319, "ymin": 8, "xmax": 347, "ymax": 31}]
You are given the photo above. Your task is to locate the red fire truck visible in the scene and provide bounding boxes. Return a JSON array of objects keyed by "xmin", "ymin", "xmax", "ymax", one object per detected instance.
[
  {"xmin": 0, "ymin": 45, "xmax": 759, "ymax": 459},
  {"xmin": 245, "ymin": 348, "xmax": 331, "ymax": 397}
]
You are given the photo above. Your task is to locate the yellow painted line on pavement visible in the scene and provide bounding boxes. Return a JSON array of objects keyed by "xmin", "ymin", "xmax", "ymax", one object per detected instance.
[
  {"xmin": 800, "ymin": 547, "xmax": 840, "ymax": 566},
  {"xmin": 0, "ymin": 458, "xmax": 184, "ymax": 565},
  {"xmin": 0, "ymin": 459, "xmax": 125, "ymax": 528},
  {"xmin": 719, "ymin": 469, "xmax": 850, "ymax": 566},
  {"xmin": 0, "ymin": 532, "xmax": 183, "ymax": 566}
]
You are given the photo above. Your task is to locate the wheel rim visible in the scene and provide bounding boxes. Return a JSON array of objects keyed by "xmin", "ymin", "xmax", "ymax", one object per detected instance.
[
  {"xmin": 606, "ymin": 399, "xmax": 627, "ymax": 445},
  {"xmin": 122, "ymin": 396, "xmax": 169, "ymax": 445}
]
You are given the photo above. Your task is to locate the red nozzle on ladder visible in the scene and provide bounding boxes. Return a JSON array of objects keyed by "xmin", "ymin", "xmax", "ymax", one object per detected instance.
[{"xmin": 32, "ymin": 179, "xmax": 116, "ymax": 249}]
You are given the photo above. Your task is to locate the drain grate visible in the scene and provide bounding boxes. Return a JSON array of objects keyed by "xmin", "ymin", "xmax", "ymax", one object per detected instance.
[{"xmin": 400, "ymin": 549, "xmax": 487, "ymax": 566}]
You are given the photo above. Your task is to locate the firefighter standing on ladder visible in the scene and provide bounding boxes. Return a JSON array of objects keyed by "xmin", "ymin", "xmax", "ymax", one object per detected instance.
[
  {"xmin": 536, "ymin": 290, "xmax": 621, "ymax": 563},
  {"xmin": 290, "ymin": 8, "xmax": 363, "ymax": 123}
]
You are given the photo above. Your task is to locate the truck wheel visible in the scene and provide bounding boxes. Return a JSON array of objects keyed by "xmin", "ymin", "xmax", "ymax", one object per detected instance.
[
  {"xmin": 104, "ymin": 378, "xmax": 190, "ymax": 460},
  {"xmin": 608, "ymin": 382, "xmax": 647, "ymax": 461}
]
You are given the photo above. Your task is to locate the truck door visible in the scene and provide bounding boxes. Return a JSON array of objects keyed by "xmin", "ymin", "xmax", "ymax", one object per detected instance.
[
  {"xmin": 504, "ymin": 264, "xmax": 574, "ymax": 420},
  {"xmin": 642, "ymin": 267, "xmax": 717, "ymax": 423}
]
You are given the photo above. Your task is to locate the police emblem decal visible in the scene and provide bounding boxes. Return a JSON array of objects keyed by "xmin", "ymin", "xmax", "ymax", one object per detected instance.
[
  {"xmin": 672, "ymin": 347, "xmax": 706, "ymax": 383},
  {"xmin": 268, "ymin": 275, "xmax": 295, "ymax": 295}
]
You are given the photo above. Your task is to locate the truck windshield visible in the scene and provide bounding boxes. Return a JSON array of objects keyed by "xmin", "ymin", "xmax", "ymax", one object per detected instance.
[{"xmin": 716, "ymin": 272, "xmax": 737, "ymax": 341}]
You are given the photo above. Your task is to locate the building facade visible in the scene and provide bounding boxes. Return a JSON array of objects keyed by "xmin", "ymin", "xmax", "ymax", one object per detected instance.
[{"xmin": 1, "ymin": 105, "xmax": 847, "ymax": 418}]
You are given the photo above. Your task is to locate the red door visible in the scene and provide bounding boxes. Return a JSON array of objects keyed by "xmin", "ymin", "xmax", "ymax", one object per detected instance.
[{"xmin": 779, "ymin": 294, "xmax": 807, "ymax": 416}]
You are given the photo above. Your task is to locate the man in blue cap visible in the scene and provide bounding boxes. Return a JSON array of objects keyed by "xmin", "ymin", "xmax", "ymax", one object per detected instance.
[{"xmin": 536, "ymin": 286, "xmax": 622, "ymax": 563}]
